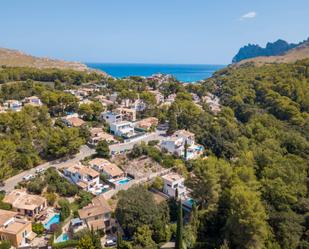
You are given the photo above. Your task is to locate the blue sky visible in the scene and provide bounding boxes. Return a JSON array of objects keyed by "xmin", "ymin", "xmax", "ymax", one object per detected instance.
[{"xmin": 0, "ymin": 0, "xmax": 308, "ymax": 64}]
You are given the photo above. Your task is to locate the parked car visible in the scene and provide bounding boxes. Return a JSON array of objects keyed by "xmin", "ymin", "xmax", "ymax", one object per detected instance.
[
  {"xmin": 23, "ymin": 174, "xmax": 34, "ymax": 181},
  {"xmin": 35, "ymin": 168, "xmax": 45, "ymax": 174},
  {"xmin": 105, "ymin": 240, "xmax": 116, "ymax": 247}
]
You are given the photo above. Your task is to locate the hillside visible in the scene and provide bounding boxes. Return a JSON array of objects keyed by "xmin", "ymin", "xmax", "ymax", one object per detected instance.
[
  {"xmin": 0, "ymin": 47, "xmax": 92, "ymax": 72},
  {"xmin": 234, "ymin": 40, "xmax": 309, "ymax": 66}
]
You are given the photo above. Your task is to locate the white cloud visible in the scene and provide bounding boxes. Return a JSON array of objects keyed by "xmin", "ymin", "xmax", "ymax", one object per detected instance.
[{"xmin": 240, "ymin": 11, "xmax": 257, "ymax": 20}]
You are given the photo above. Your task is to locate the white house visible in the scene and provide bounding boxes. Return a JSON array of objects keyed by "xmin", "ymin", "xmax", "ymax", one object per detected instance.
[
  {"xmin": 160, "ymin": 130, "xmax": 204, "ymax": 160},
  {"xmin": 101, "ymin": 111, "xmax": 122, "ymax": 125},
  {"xmin": 63, "ymin": 164, "xmax": 102, "ymax": 194},
  {"xmin": 162, "ymin": 173, "xmax": 186, "ymax": 198},
  {"xmin": 3, "ymin": 100, "xmax": 22, "ymax": 112},
  {"xmin": 88, "ymin": 158, "xmax": 124, "ymax": 180},
  {"xmin": 23, "ymin": 96, "xmax": 42, "ymax": 106},
  {"xmin": 110, "ymin": 121, "xmax": 135, "ymax": 137}
]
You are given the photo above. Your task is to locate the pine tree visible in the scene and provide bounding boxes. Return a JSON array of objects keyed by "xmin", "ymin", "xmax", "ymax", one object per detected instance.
[
  {"xmin": 167, "ymin": 112, "xmax": 177, "ymax": 135},
  {"xmin": 175, "ymin": 201, "xmax": 183, "ymax": 249},
  {"xmin": 184, "ymin": 139, "xmax": 188, "ymax": 160},
  {"xmin": 117, "ymin": 231, "xmax": 123, "ymax": 249}
]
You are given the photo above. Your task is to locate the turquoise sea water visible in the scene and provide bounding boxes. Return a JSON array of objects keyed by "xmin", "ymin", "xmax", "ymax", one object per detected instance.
[{"xmin": 86, "ymin": 63, "xmax": 225, "ymax": 82}]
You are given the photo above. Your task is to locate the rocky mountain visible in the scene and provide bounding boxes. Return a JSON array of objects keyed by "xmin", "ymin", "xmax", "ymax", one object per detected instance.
[
  {"xmin": 232, "ymin": 38, "xmax": 308, "ymax": 63},
  {"xmin": 235, "ymin": 40, "xmax": 309, "ymax": 66},
  {"xmin": 0, "ymin": 47, "xmax": 92, "ymax": 72}
]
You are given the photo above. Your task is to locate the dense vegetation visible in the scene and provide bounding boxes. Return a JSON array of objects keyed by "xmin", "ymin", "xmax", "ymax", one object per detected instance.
[
  {"xmin": 0, "ymin": 66, "xmax": 103, "ymax": 85},
  {"xmin": 179, "ymin": 60, "xmax": 309, "ymax": 249},
  {"xmin": 0, "ymin": 58, "xmax": 308, "ymax": 249}
]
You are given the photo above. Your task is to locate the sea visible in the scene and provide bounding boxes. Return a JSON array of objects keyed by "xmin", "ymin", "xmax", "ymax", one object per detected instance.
[{"xmin": 86, "ymin": 63, "xmax": 226, "ymax": 83}]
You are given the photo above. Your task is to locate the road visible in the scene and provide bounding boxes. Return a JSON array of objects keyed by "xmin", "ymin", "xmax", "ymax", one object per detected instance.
[
  {"xmin": 0, "ymin": 145, "xmax": 95, "ymax": 193},
  {"xmin": 109, "ymin": 129, "xmax": 167, "ymax": 154},
  {"xmin": 0, "ymin": 130, "xmax": 167, "ymax": 193}
]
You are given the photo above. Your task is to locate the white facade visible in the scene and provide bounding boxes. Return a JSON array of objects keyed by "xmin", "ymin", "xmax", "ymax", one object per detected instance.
[
  {"xmin": 3, "ymin": 100, "xmax": 22, "ymax": 112},
  {"xmin": 162, "ymin": 173, "xmax": 186, "ymax": 198},
  {"xmin": 101, "ymin": 111, "xmax": 122, "ymax": 125},
  {"xmin": 160, "ymin": 130, "xmax": 204, "ymax": 160},
  {"xmin": 63, "ymin": 165, "xmax": 101, "ymax": 193},
  {"xmin": 110, "ymin": 121, "xmax": 135, "ymax": 137}
]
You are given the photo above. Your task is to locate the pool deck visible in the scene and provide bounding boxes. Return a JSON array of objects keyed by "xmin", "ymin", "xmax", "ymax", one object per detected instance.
[{"xmin": 42, "ymin": 208, "xmax": 58, "ymax": 227}]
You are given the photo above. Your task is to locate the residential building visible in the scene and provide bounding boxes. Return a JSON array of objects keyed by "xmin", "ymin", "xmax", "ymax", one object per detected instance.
[
  {"xmin": 3, "ymin": 100, "xmax": 22, "ymax": 112},
  {"xmin": 23, "ymin": 96, "xmax": 42, "ymax": 107},
  {"xmin": 149, "ymin": 90, "xmax": 164, "ymax": 104},
  {"xmin": 202, "ymin": 93, "xmax": 221, "ymax": 113},
  {"xmin": 160, "ymin": 130, "xmax": 204, "ymax": 160},
  {"xmin": 63, "ymin": 164, "xmax": 102, "ymax": 193},
  {"xmin": 94, "ymin": 95, "xmax": 114, "ymax": 106},
  {"xmin": 3, "ymin": 189, "xmax": 47, "ymax": 218},
  {"xmin": 116, "ymin": 107, "xmax": 136, "ymax": 122},
  {"xmin": 0, "ymin": 209, "xmax": 36, "ymax": 248},
  {"xmin": 78, "ymin": 195, "xmax": 112, "ymax": 232},
  {"xmin": 89, "ymin": 127, "xmax": 117, "ymax": 146},
  {"xmin": 62, "ymin": 113, "xmax": 85, "ymax": 127},
  {"xmin": 88, "ymin": 158, "xmax": 124, "ymax": 180},
  {"xmin": 110, "ymin": 121, "xmax": 135, "ymax": 137},
  {"xmin": 135, "ymin": 117, "xmax": 158, "ymax": 131},
  {"xmin": 132, "ymin": 99, "xmax": 146, "ymax": 112},
  {"xmin": 101, "ymin": 111, "xmax": 122, "ymax": 125},
  {"xmin": 162, "ymin": 173, "xmax": 186, "ymax": 198},
  {"xmin": 0, "ymin": 105, "xmax": 6, "ymax": 113}
]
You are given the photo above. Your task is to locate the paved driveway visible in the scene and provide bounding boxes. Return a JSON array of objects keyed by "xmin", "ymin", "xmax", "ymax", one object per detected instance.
[
  {"xmin": 109, "ymin": 129, "xmax": 167, "ymax": 154},
  {"xmin": 0, "ymin": 130, "xmax": 167, "ymax": 193},
  {"xmin": 0, "ymin": 145, "xmax": 95, "ymax": 193}
]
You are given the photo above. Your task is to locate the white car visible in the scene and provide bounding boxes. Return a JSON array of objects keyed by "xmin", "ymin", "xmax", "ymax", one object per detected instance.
[
  {"xmin": 23, "ymin": 174, "xmax": 34, "ymax": 181},
  {"xmin": 105, "ymin": 240, "xmax": 116, "ymax": 247},
  {"xmin": 35, "ymin": 168, "xmax": 45, "ymax": 174}
]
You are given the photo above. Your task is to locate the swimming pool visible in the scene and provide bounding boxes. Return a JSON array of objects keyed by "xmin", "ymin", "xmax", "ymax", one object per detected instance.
[
  {"xmin": 55, "ymin": 233, "xmax": 69, "ymax": 243},
  {"xmin": 116, "ymin": 177, "xmax": 131, "ymax": 185},
  {"xmin": 187, "ymin": 198, "xmax": 196, "ymax": 207},
  {"xmin": 44, "ymin": 213, "xmax": 60, "ymax": 230}
]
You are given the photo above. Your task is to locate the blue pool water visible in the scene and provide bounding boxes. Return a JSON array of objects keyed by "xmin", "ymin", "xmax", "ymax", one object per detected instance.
[
  {"xmin": 86, "ymin": 63, "xmax": 225, "ymax": 83},
  {"xmin": 187, "ymin": 198, "xmax": 195, "ymax": 206},
  {"xmin": 116, "ymin": 177, "xmax": 131, "ymax": 185},
  {"xmin": 55, "ymin": 233, "xmax": 69, "ymax": 243},
  {"xmin": 44, "ymin": 213, "xmax": 60, "ymax": 230}
]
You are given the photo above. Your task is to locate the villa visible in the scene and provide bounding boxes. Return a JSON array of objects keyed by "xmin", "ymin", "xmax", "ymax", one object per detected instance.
[
  {"xmin": 62, "ymin": 113, "xmax": 85, "ymax": 127},
  {"xmin": 78, "ymin": 195, "xmax": 112, "ymax": 232},
  {"xmin": 0, "ymin": 209, "xmax": 36, "ymax": 248},
  {"xmin": 94, "ymin": 95, "xmax": 114, "ymax": 106},
  {"xmin": 88, "ymin": 158, "xmax": 124, "ymax": 180},
  {"xmin": 3, "ymin": 100, "xmax": 22, "ymax": 112},
  {"xmin": 135, "ymin": 117, "xmax": 158, "ymax": 131},
  {"xmin": 63, "ymin": 164, "xmax": 102, "ymax": 194},
  {"xmin": 89, "ymin": 127, "xmax": 117, "ymax": 146},
  {"xmin": 116, "ymin": 107, "xmax": 136, "ymax": 122},
  {"xmin": 3, "ymin": 189, "xmax": 47, "ymax": 218},
  {"xmin": 0, "ymin": 105, "xmax": 6, "ymax": 113},
  {"xmin": 109, "ymin": 120, "xmax": 135, "ymax": 137},
  {"xmin": 160, "ymin": 130, "xmax": 204, "ymax": 160},
  {"xmin": 149, "ymin": 90, "xmax": 164, "ymax": 104},
  {"xmin": 202, "ymin": 93, "xmax": 221, "ymax": 113},
  {"xmin": 23, "ymin": 96, "xmax": 42, "ymax": 107},
  {"xmin": 101, "ymin": 111, "xmax": 123, "ymax": 125},
  {"xmin": 162, "ymin": 173, "xmax": 186, "ymax": 198}
]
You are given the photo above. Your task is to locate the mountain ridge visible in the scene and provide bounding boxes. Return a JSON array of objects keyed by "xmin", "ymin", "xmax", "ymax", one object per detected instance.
[
  {"xmin": 0, "ymin": 47, "xmax": 107, "ymax": 75},
  {"xmin": 232, "ymin": 38, "xmax": 309, "ymax": 63}
]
